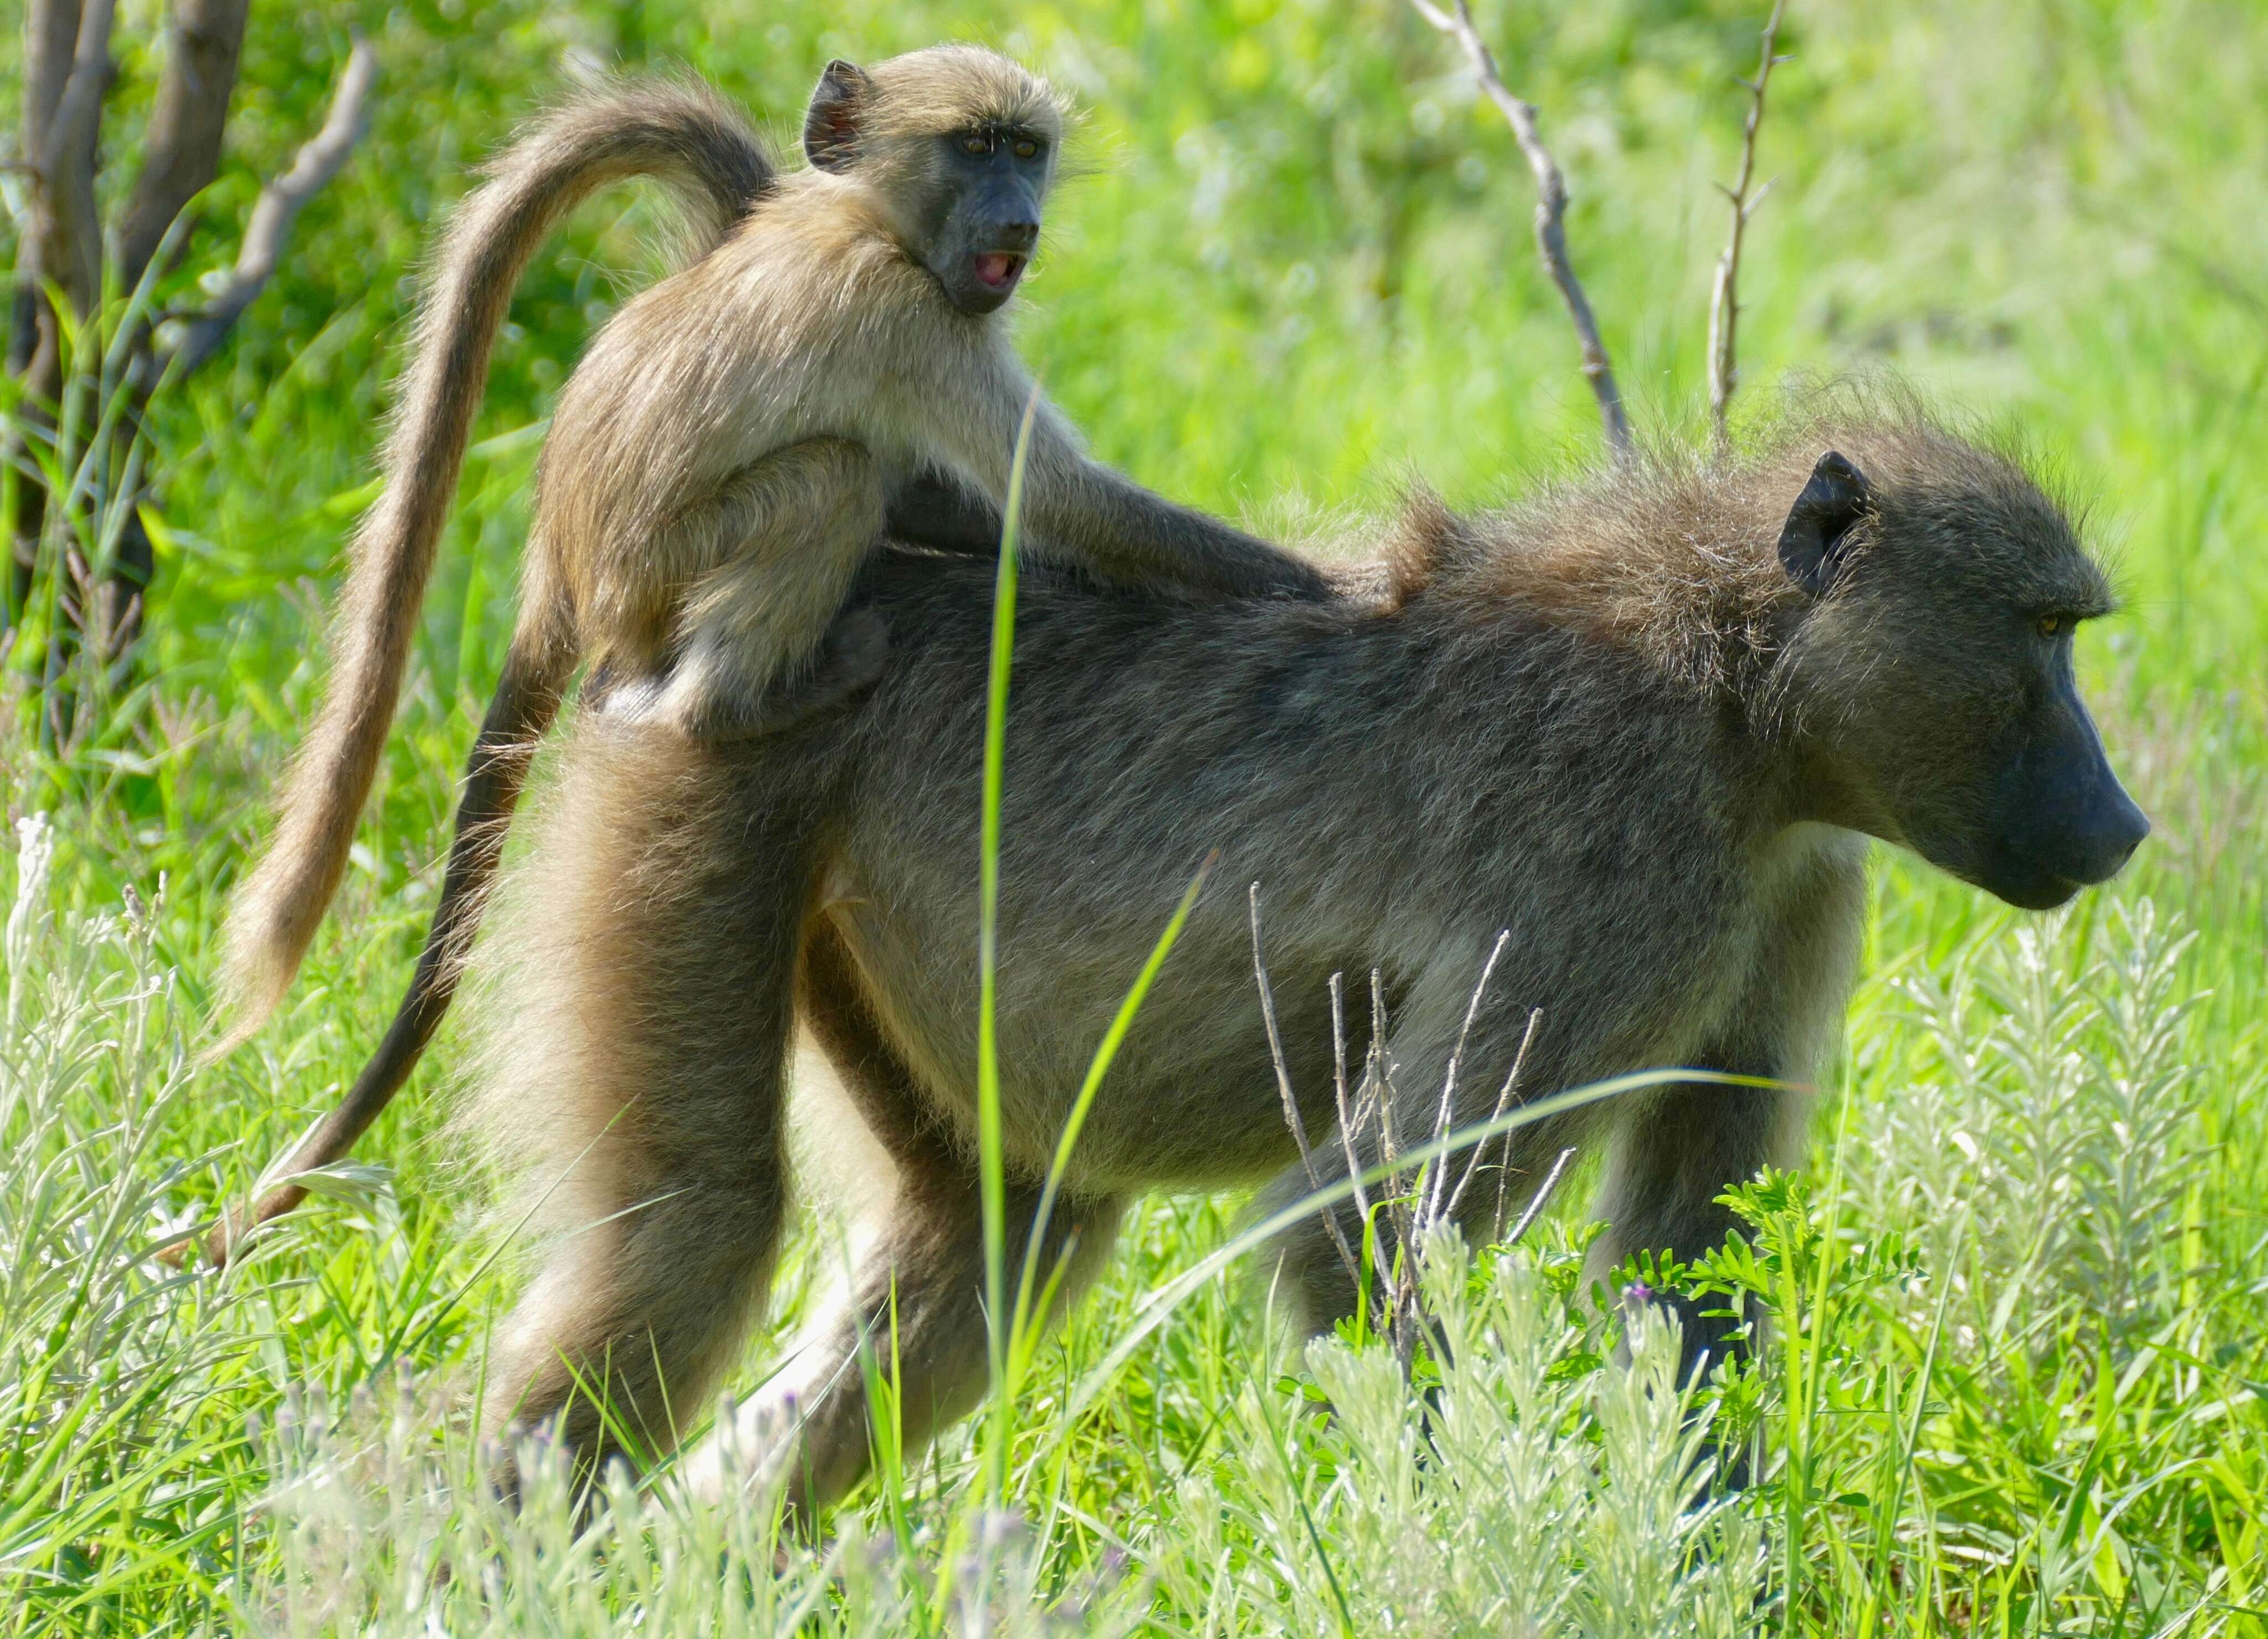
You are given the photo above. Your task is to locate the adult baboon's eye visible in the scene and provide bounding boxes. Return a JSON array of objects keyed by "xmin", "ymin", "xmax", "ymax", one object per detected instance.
[
  {"xmin": 1013, "ymin": 137, "xmax": 1039, "ymax": 159},
  {"xmin": 2036, "ymin": 613, "xmax": 2062, "ymax": 639},
  {"xmin": 961, "ymin": 132, "xmax": 990, "ymax": 156}
]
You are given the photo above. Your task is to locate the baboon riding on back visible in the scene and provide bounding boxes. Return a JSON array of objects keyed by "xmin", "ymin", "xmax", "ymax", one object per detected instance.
[
  {"xmin": 466, "ymin": 402, "xmax": 2143, "ymax": 1513},
  {"xmin": 212, "ymin": 47, "xmax": 1327, "ymax": 1252},
  {"xmin": 203, "ymin": 48, "xmax": 2147, "ymax": 1530}
]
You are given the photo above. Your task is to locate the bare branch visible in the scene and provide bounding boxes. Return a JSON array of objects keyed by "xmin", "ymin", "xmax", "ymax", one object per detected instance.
[
  {"xmin": 1423, "ymin": 930, "xmax": 1508, "ymax": 1228},
  {"xmin": 117, "ymin": 0, "xmax": 253, "ymax": 292},
  {"xmin": 1407, "ymin": 0, "xmax": 1632, "ymax": 461},
  {"xmin": 1368, "ymin": 969, "xmax": 1398, "ymax": 1173},
  {"xmin": 1707, "ymin": 3, "xmax": 1788, "ymax": 447},
  {"xmin": 166, "ymin": 34, "xmax": 377, "ymax": 379},
  {"xmin": 1448, "ymin": 1003, "xmax": 1540, "ymax": 1223},
  {"xmin": 1327, "ymin": 972, "xmax": 1376, "ymax": 1269},
  {"xmin": 1504, "ymin": 1144, "xmax": 1578, "ymax": 1248},
  {"xmin": 1252, "ymin": 886, "xmax": 1363, "ymax": 1288}
]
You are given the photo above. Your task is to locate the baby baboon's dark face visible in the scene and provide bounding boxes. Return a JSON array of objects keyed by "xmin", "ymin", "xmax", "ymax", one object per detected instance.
[
  {"xmin": 1781, "ymin": 447, "xmax": 2150, "ymax": 910},
  {"xmin": 802, "ymin": 57, "xmax": 1059, "ymax": 318}
]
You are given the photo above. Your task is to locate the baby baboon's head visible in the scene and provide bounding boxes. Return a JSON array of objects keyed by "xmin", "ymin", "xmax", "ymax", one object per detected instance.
[
  {"xmin": 1774, "ymin": 431, "xmax": 2148, "ymax": 909},
  {"xmin": 802, "ymin": 45, "xmax": 1067, "ymax": 316}
]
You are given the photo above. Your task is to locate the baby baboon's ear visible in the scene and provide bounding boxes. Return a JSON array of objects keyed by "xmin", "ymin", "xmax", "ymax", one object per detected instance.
[
  {"xmin": 1777, "ymin": 450, "xmax": 1873, "ymax": 595},
  {"xmin": 804, "ymin": 60, "xmax": 875, "ymax": 172}
]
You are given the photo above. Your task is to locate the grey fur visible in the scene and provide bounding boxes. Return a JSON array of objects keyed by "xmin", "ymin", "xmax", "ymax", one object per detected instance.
[{"xmin": 463, "ymin": 407, "xmax": 2142, "ymax": 1514}]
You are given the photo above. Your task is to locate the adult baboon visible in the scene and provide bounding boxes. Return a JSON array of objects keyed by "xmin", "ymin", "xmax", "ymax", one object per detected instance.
[
  {"xmin": 211, "ymin": 55, "xmax": 1325, "ymax": 1248},
  {"xmin": 461, "ymin": 411, "xmax": 2146, "ymax": 1514}
]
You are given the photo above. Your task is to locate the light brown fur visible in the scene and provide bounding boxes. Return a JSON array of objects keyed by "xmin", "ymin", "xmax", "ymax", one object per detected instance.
[
  {"xmin": 461, "ymin": 405, "xmax": 2144, "ymax": 1515},
  {"xmin": 205, "ymin": 57, "xmax": 1322, "ymax": 1258}
]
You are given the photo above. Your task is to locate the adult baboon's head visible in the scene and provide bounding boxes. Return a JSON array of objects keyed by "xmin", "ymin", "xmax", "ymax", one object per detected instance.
[{"xmin": 1774, "ymin": 435, "xmax": 2149, "ymax": 909}]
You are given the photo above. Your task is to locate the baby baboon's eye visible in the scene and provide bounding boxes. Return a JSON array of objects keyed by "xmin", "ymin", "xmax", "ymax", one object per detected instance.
[
  {"xmin": 2036, "ymin": 613, "xmax": 2062, "ymax": 639},
  {"xmin": 961, "ymin": 132, "xmax": 991, "ymax": 156},
  {"xmin": 1013, "ymin": 137, "xmax": 1040, "ymax": 159}
]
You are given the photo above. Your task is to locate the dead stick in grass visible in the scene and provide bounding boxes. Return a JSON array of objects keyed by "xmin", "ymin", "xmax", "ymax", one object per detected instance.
[
  {"xmin": 1407, "ymin": 0, "xmax": 1632, "ymax": 460},
  {"xmin": 1707, "ymin": 2, "xmax": 1790, "ymax": 446},
  {"xmin": 1252, "ymin": 885, "xmax": 1365, "ymax": 1287}
]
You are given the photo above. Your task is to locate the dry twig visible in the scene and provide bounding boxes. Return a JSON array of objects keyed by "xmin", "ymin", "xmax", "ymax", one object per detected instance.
[
  {"xmin": 1407, "ymin": 0, "xmax": 1632, "ymax": 460},
  {"xmin": 1251, "ymin": 885, "xmax": 1364, "ymax": 1286},
  {"xmin": 1423, "ymin": 931, "xmax": 1510, "ymax": 1228},
  {"xmin": 1448, "ymin": 1002, "xmax": 1540, "ymax": 1223},
  {"xmin": 167, "ymin": 34, "xmax": 378, "ymax": 378},
  {"xmin": 1503, "ymin": 1143, "xmax": 1577, "ymax": 1248},
  {"xmin": 1268, "ymin": 932, "xmax": 1558, "ymax": 1374},
  {"xmin": 1707, "ymin": 3, "xmax": 1789, "ymax": 445}
]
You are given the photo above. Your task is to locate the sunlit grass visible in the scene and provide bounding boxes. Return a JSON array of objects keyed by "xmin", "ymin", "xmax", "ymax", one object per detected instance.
[{"xmin": 3, "ymin": 0, "xmax": 2265, "ymax": 1632}]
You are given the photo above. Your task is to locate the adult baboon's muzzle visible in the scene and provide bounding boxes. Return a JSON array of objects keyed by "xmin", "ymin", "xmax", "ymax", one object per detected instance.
[{"xmin": 1980, "ymin": 683, "xmax": 2150, "ymax": 910}]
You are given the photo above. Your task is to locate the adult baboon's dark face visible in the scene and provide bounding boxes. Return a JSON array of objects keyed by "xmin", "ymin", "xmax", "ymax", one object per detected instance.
[
  {"xmin": 1934, "ymin": 624, "xmax": 2152, "ymax": 908},
  {"xmin": 1780, "ymin": 447, "xmax": 2150, "ymax": 910}
]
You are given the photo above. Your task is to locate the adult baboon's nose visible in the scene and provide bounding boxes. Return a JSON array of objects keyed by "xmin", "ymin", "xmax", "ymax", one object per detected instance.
[{"xmin": 2074, "ymin": 783, "xmax": 2150, "ymax": 884}]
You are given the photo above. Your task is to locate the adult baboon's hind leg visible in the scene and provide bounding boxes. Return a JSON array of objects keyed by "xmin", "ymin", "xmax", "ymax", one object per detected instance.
[
  {"xmin": 678, "ymin": 926, "xmax": 1123, "ymax": 1525},
  {"xmin": 472, "ymin": 720, "xmax": 813, "ymax": 1497}
]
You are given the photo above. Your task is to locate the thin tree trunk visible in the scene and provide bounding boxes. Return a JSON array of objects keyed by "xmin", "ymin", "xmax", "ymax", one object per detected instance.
[
  {"xmin": 95, "ymin": 0, "xmax": 254, "ymax": 657},
  {"xmin": 9, "ymin": 0, "xmax": 111, "ymax": 624},
  {"xmin": 7, "ymin": 4, "xmax": 372, "ymax": 693},
  {"xmin": 116, "ymin": 0, "xmax": 252, "ymax": 291},
  {"xmin": 10, "ymin": 0, "xmax": 81, "ymax": 375}
]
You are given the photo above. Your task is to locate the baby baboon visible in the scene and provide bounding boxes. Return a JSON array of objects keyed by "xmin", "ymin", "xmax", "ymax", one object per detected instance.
[
  {"xmin": 464, "ymin": 410, "xmax": 2145, "ymax": 1513},
  {"xmin": 212, "ymin": 56, "xmax": 1324, "ymax": 1237}
]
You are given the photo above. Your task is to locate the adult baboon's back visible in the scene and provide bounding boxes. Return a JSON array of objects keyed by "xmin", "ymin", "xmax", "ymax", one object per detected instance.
[{"xmin": 466, "ymin": 411, "xmax": 2147, "ymax": 1512}]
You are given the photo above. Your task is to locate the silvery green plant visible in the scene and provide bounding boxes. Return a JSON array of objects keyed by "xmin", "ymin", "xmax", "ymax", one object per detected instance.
[
  {"xmin": 1857, "ymin": 898, "xmax": 2205, "ymax": 1349},
  {"xmin": 1143, "ymin": 1232, "xmax": 1769, "ymax": 1639}
]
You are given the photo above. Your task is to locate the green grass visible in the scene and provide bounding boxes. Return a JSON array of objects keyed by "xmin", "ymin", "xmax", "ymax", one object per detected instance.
[{"xmin": 4, "ymin": 0, "xmax": 2267, "ymax": 1632}]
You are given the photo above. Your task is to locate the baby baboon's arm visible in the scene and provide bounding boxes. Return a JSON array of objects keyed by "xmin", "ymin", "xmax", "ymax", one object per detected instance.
[{"xmin": 920, "ymin": 350, "xmax": 1330, "ymax": 602}]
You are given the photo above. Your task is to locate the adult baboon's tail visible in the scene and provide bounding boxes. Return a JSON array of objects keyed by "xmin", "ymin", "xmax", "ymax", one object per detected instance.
[{"xmin": 219, "ymin": 79, "xmax": 774, "ymax": 1042}]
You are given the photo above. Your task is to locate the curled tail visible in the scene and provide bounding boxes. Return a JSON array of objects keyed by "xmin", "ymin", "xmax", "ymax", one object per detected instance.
[{"xmin": 221, "ymin": 78, "xmax": 774, "ymax": 1041}]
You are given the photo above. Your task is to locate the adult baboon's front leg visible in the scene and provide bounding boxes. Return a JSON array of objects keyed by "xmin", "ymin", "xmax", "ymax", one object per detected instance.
[
  {"xmin": 1587, "ymin": 849, "xmax": 1860, "ymax": 1390},
  {"xmin": 474, "ymin": 720, "xmax": 813, "ymax": 1496},
  {"xmin": 680, "ymin": 927, "xmax": 1123, "ymax": 1524},
  {"xmin": 1585, "ymin": 1068, "xmax": 1807, "ymax": 1386}
]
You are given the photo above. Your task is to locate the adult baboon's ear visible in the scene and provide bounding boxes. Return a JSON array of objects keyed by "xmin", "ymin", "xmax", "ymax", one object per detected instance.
[
  {"xmin": 804, "ymin": 59, "xmax": 875, "ymax": 172},
  {"xmin": 1777, "ymin": 450, "xmax": 1873, "ymax": 595}
]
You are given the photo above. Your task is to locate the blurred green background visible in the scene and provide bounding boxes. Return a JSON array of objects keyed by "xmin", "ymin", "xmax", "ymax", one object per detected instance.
[{"xmin": 3, "ymin": 2, "xmax": 2266, "ymax": 1631}]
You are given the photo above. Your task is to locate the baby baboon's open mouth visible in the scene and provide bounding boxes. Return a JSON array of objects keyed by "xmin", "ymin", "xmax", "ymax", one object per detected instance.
[{"xmin": 973, "ymin": 252, "xmax": 1026, "ymax": 294}]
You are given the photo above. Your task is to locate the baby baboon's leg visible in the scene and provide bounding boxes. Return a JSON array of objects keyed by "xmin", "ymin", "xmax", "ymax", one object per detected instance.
[
  {"xmin": 681, "ymin": 927, "xmax": 1122, "ymax": 1523},
  {"xmin": 476, "ymin": 722, "xmax": 812, "ymax": 1495},
  {"xmin": 635, "ymin": 436, "xmax": 888, "ymax": 742}
]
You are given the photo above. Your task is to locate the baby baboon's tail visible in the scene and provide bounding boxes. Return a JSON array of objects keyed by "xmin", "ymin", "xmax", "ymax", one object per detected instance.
[
  {"xmin": 192, "ymin": 625, "xmax": 564, "ymax": 1267},
  {"xmin": 219, "ymin": 78, "xmax": 773, "ymax": 1043}
]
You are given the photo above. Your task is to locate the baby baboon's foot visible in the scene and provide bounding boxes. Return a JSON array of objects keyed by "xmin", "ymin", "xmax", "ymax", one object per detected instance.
[{"xmin": 689, "ymin": 607, "xmax": 890, "ymax": 743}]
